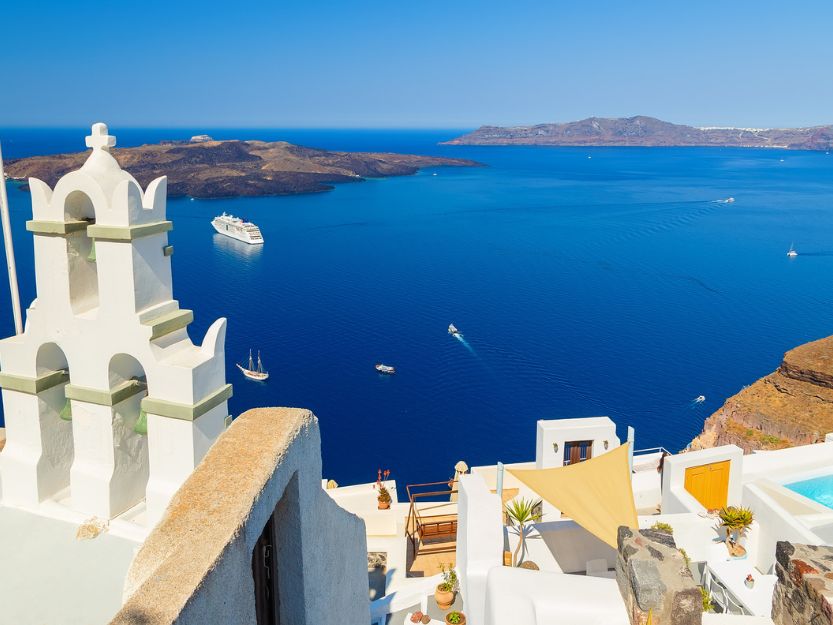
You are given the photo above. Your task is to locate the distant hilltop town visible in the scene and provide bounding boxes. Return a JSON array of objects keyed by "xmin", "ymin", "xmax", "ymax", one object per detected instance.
[
  {"xmin": 6, "ymin": 139, "xmax": 479, "ymax": 199},
  {"xmin": 444, "ymin": 115, "xmax": 833, "ymax": 150}
]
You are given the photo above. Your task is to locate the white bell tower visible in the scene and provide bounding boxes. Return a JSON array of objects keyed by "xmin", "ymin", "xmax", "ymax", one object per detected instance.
[{"xmin": 0, "ymin": 124, "xmax": 232, "ymax": 525}]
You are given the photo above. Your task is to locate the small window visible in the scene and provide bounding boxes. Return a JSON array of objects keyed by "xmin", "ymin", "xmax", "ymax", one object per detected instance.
[{"xmin": 564, "ymin": 440, "xmax": 594, "ymax": 466}]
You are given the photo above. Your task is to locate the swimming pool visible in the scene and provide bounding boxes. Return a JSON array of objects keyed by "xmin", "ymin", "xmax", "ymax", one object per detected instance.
[{"xmin": 786, "ymin": 474, "xmax": 833, "ymax": 510}]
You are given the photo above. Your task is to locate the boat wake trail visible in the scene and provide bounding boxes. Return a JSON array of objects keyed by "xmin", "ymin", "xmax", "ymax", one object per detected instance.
[
  {"xmin": 451, "ymin": 332, "xmax": 502, "ymax": 381},
  {"xmin": 455, "ymin": 332, "xmax": 476, "ymax": 355}
]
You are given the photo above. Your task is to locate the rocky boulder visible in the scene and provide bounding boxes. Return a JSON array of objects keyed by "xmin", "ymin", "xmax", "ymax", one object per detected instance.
[
  {"xmin": 616, "ymin": 527, "xmax": 701, "ymax": 625},
  {"xmin": 772, "ymin": 541, "xmax": 833, "ymax": 625}
]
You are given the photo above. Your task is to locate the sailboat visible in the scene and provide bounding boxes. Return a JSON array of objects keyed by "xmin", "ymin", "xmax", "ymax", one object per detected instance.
[
  {"xmin": 237, "ymin": 349, "xmax": 269, "ymax": 381},
  {"xmin": 787, "ymin": 243, "xmax": 798, "ymax": 258}
]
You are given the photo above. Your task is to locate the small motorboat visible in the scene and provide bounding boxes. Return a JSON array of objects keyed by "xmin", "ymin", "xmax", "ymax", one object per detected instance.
[
  {"xmin": 375, "ymin": 363, "xmax": 396, "ymax": 375},
  {"xmin": 448, "ymin": 323, "xmax": 461, "ymax": 336},
  {"xmin": 694, "ymin": 395, "xmax": 706, "ymax": 403},
  {"xmin": 725, "ymin": 197, "xmax": 735, "ymax": 203},
  {"xmin": 237, "ymin": 349, "xmax": 269, "ymax": 381},
  {"xmin": 787, "ymin": 243, "xmax": 798, "ymax": 258}
]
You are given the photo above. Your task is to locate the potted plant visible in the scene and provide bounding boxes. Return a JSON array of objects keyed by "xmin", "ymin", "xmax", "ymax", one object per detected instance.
[
  {"xmin": 745, "ymin": 573, "xmax": 755, "ymax": 589},
  {"xmin": 718, "ymin": 506, "xmax": 754, "ymax": 558},
  {"xmin": 435, "ymin": 564, "xmax": 458, "ymax": 610},
  {"xmin": 505, "ymin": 498, "xmax": 543, "ymax": 567},
  {"xmin": 375, "ymin": 468, "xmax": 392, "ymax": 510},
  {"xmin": 445, "ymin": 611, "xmax": 466, "ymax": 625}
]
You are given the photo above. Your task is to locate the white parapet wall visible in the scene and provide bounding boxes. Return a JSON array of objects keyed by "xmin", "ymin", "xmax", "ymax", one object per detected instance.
[
  {"xmin": 743, "ymin": 480, "xmax": 827, "ymax": 573},
  {"xmin": 112, "ymin": 408, "xmax": 370, "ymax": 625},
  {"xmin": 483, "ymin": 566, "xmax": 629, "ymax": 625}
]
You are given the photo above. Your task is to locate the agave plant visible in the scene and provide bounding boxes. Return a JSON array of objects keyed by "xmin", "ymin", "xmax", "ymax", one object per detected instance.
[
  {"xmin": 505, "ymin": 498, "xmax": 543, "ymax": 567},
  {"xmin": 718, "ymin": 506, "xmax": 754, "ymax": 554}
]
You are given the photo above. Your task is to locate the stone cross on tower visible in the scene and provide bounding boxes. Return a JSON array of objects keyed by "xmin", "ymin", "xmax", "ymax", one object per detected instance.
[{"xmin": 85, "ymin": 122, "xmax": 116, "ymax": 152}]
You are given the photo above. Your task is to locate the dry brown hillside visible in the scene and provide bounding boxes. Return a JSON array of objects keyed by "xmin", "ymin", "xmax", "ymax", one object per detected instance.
[{"xmin": 690, "ymin": 335, "xmax": 833, "ymax": 452}]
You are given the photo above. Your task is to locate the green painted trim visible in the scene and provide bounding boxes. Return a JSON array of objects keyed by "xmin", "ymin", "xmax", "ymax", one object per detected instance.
[
  {"xmin": 163, "ymin": 245, "xmax": 174, "ymax": 257},
  {"xmin": 26, "ymin": 220, "xmax": 89, "ymax": 236},
  {"xmin": 87, "ymin": 221, "xmax": 172, "ymax": 241},
  {"xmin": 141, "ymin": 384, "xmax": 233, "ymax": 422},
  {"xmin": 143, "ymin": 309, "xmax": 193, "ymax": 340},
  {"xmin": 0, "ymin": 370, "xmax": 68, "ymax": 394},
  {"xmin": 65, "ymin": 379, "xmax": 146, "ymax": 406}
]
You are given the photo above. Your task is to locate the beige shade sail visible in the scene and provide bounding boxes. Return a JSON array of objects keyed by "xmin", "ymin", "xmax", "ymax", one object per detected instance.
[{"xmin": 508, "ymin": 442, "xmax": 638, "ymax": 548}]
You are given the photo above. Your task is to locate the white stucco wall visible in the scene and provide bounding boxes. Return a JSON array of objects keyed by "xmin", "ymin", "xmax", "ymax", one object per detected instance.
[
  {"xmin": 741, "ymin": 440, "xmax": 833, "ymax": 484},
  {"xmin": 535, "ymin": 417, "xmax": 620, "ymax": 469},
  {"xmin": 529, "ymin": 519, "xmax": 617, "ymax": 574},
  {"xmin": 661, "ymin": 445, "xmax": 744, "ymax": 514},
  {"xmin": 457, "ymin": 473, "xmax": 503, "ymax": 625},
  {"xmin": 114, "ymin": 408, "xmax": 369, "ymax": 625},
  {"xmin": 743, "ymin": 481, "xmax": 826, "ymax": 573},
  {"xmin": 483, "ymin": 566, "xmax": 629, "ymax": 625}
]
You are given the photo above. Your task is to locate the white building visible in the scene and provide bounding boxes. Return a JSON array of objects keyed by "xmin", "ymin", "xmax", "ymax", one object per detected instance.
[
  {"xmin": 0, "ymin": 125, "xmax": 369, "ymax": 625},
  {"xmin": 331, "ymin": 414, "xmax": 833, "ymax": 625}
]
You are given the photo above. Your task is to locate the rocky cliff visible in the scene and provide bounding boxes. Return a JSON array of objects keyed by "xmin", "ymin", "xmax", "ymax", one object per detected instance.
[
  {"xmin": 690, "ymin": 335, "xmax": 833, "ymax": 452},
  {"xmin": 444, "ymin": 116, "xmax": 833, "ymax": 151},
  {"xmin": 5, "ymin": 139, "xmax": 480, "ymax": 199}
]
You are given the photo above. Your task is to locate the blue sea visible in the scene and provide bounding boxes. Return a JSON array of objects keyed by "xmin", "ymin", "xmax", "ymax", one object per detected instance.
[{"xmin": 2, "ymin": 127, "xmax": 833, "ymax": 488}]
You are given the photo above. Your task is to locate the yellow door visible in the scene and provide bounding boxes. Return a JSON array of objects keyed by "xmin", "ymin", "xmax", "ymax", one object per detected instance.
[{"xmin": 684, "ymin": 460, "xmax": 730, "ymax": 510}]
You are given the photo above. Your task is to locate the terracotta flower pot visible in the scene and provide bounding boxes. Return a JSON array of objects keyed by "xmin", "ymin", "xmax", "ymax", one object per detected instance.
[
  {"xmin": 445, "ymin": 612, "xmax": 466, "ymax": 625},
  {"xmin": 435, "ymin": 584, "xmax": 455, "ymax": 609},
  {"xmin": 378, "ymin": 500, "xmax": 390, "ymax": 510}
]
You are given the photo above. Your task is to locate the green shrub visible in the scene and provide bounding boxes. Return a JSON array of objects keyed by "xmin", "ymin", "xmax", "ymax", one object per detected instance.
[
  {"xmin": 679, "ymin": 548, "xmax": 691, "ymax": 567},
  {"xmin": 718, "ymin": 506, "xmax": 754, "ymax": 534},
  {"xmin": 700, "ymin": 586, "xmax": 713, "ymax": 612},
  {"xmin": 438, "ymin": 564, "xmax": 459, "ymax": 593},
  {"xmin": 447, "ymin": 611, "xmax": 464, "ymax": 624},
  {"xmin": 651, "ymin": 521, "xmax": 674, "ymax": 534}
]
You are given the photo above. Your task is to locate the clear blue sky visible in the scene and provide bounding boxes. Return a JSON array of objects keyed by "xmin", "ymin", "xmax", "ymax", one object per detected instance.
[{"xmin": 3, "ymin": 0, "xmax": 833, "ymax": 128}]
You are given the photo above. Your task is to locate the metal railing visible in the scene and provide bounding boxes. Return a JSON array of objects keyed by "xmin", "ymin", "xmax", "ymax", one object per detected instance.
[
  {"xmin": 405, "ymin": 480, "xmax": 458, "ymax": 554},
  {"xmin": 633, "ymin": 446, "xmax": 670, "ymax": 456}
]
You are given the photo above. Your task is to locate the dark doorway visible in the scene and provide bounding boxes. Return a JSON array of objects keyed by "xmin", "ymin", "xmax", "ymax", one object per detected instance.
[
  {"xmin": 564, "ymin": 440, "xmax": 593, "ymax": 466},
  {"xmin": 252, "ymin": 515, "xmax": 280, "ymax": 625}
]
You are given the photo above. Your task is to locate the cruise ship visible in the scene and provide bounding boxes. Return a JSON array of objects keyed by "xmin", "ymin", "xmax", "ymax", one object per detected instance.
[{"xmin": 211, "ymin": 213, "xmax": 264, "ymax": 244}]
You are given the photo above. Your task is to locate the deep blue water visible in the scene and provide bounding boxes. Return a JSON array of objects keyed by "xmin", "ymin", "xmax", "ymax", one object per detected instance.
[{"xmin": 2, "ymin": 127, "xmax": 833, "ymax": 489}]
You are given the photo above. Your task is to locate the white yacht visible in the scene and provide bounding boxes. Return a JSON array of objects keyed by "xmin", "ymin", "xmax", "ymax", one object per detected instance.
[
  {"xmin": 448, "ymin": 323, "xmax": 461, "ymax": 337},
  {"xmin": 212, "ymin": 213, "xmax": 264, "ymax": 245},
  {"xmin": 787, "ymin": 243, "xmax": 798, "ymax": 258},
  {"xmin": 375, "ymin": 363, "xmax": 396, "ymax": 375}
]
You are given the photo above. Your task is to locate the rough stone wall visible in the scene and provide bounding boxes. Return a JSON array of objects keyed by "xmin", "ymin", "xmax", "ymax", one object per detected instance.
[
  {"xmin": 772, "ymin": 541, "xmax": 833, "ymax": 625},
  {"xmin": 690, "ymin": 336, "xmax": 833, "ymax": 453},
  {"xmin": 616, "ymin": 528, "xmax": 701, "ymax": 625}
]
